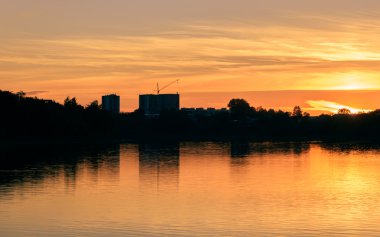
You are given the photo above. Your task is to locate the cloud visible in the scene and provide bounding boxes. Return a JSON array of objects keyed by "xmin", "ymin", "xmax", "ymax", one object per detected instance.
[
  {"xmin": 26, "ymin": 91, "xmax": 48, "ymax": 96},
  {"xmin": 3, "ymin": 19, "xmax": 380, "ymax": 105},
  {"xmin": 307, "ymin": 100, "xmax": 373, "ymax": 114}
]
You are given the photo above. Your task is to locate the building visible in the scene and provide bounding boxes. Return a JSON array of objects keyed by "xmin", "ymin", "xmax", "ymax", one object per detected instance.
[
  {"xmin": 139, "ymin": 94, "xmax": 180, "ymax": 116},
  {"xmin": 102, "ymin": 94, "xmax": 120, "ymax": 114}
]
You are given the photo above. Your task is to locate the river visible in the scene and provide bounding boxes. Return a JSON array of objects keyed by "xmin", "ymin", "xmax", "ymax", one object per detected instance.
[{"xmin": 1, "ymin": 142, "xmax": 380, "ymax": 236}]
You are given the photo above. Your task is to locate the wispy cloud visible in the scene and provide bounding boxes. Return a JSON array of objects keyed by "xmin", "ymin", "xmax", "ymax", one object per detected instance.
[
  {"xmin": 2, "ymin": 12, "xmax": 380, "ymax": 110},
  {"xmin": 26, "ymin": 91, "xmax": 48, "ymax": 96},
  {"xmin": 307, "ymin": 100, "xmax": 373, "ymax": 114},
  {"xmin": 2, "ymin": 25, "xmax": 380, "ymax": 93}
]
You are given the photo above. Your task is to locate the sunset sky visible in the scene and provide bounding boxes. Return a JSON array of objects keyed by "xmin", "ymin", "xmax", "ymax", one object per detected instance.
[{"xmin": 1, "ymin": 0, "xmax": 380, "ymax": 114}]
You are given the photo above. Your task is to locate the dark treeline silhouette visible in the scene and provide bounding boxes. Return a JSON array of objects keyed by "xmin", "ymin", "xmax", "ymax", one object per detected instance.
[
  {"xmin": 0, "ymin": 90, "xmax": 120, "ymax": 140},
  {"xmin": 2, "ymin": 90, "xmax": 380, "ymax": 141},
  {"xmin": 125, "ymin": 99, "xmax": 380, "ymax": 140}
]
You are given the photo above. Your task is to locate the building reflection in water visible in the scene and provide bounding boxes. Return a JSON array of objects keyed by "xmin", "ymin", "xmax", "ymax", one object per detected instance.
[
  {"xmin": 3, "ymin": 142, "xmax": 380, "ymax": 236},
  {"xmin": 3, "ymin": 141, "xmax": 380, "ymax": 199},
  {"xmin": 138, "ymin": 142, "xmax": 180, "ymax": 193}
]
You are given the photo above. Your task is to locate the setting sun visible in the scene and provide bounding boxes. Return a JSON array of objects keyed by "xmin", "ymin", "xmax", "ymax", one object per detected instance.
[{"xmin": 325, "ymin": 72, "xmax": 379, "ymax": 91}]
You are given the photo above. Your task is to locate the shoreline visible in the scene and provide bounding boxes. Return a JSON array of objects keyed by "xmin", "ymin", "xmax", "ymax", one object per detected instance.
[{"xmin": 1, "ymin": 136, "xmax": 379, "ymax": 146}]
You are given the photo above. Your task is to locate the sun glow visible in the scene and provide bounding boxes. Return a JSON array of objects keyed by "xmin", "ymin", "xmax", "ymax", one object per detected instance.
[
  {"xmin": 339, "ymin": 85, "xmax": 365, "ymax": 90},
  {"xmin": 328, "ymin": 72, "xmax": 379, "ymax": 90},
  {"xmin": 2, "ymin": 4, "xmax": 380, "ymax": 112}
]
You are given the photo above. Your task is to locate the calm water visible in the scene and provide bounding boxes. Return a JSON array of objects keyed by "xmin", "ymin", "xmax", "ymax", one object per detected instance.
[{"xmin": 1, "ymin": 142, "xmax": 380, "ymax": 236}]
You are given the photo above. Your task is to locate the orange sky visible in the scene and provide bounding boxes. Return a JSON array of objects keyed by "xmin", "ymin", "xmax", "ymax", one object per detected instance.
[{"xmin": 1, "ymin": 0, "xmax": 380, "ymax": 114}]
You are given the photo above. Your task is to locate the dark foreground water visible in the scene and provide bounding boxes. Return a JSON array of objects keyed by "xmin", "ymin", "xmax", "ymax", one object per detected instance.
[{"xmin": 1, "ymin": 142, "xmax": 380, "ymax": 236}]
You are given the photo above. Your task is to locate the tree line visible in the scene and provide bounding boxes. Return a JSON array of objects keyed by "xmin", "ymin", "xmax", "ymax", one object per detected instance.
[
  {"xmin": 1, "ymin": 90, "xmax": 380, "ymax": 141},
  {"xmin": 0, "ymin": 91, "xmax": 120, "ymax": 140},
  {"xmin": 126, "ymin": 98, "xmax": 380, "ymax": 140}
]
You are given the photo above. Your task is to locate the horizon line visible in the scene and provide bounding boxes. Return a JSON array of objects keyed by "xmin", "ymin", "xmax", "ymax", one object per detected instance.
[{"xmin": 181, "ymin": 89, "xmax": 380, "ymax": 94}]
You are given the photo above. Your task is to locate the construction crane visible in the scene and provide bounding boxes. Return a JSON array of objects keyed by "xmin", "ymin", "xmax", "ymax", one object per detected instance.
[{"xmin": 155, "ymin": 79, "xmax": 179, "ymax": 94}]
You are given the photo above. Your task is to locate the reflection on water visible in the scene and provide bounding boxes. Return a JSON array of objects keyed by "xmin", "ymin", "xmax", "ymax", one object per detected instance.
[
  {"xmin": 0, "ymin": 144, "xmax": 120, "ymax": 197},
  {"xmin": 1, "ymin": 142, "xmax": 380, "ymax": 236},
  {"xmin": 139, "ymin": 143, "xmax": 180, "ymax": 193},
  {"xmin": 230, "ymin": 142, "xmax": 311, "ymax": 158}
]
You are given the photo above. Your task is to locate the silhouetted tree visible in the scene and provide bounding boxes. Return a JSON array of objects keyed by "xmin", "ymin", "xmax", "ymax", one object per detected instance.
[
  {"xmin": 338, "ymin": 108, "xmax": 351, "ymax": 115},
  {"xmin": 292, "ymin": 106, "xmax": 303, "ymax": 117},
  {"xmin": 16, "ymin": 91, "xmax": 26, "ymax": 98},
  {"xmin": 64, "ymin": 97, "xmax": 83, "ymax": 110},
  {"xmin": 228, "ymin": 98, "xmax": 251, "ymax": 120},
  {"xmin": 303, "ymin": 112, "xmax": 311, "ymax": 117},
  {"xmin": 86, "ymin": 100, "xmax": 101, "ymax": 111}
]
